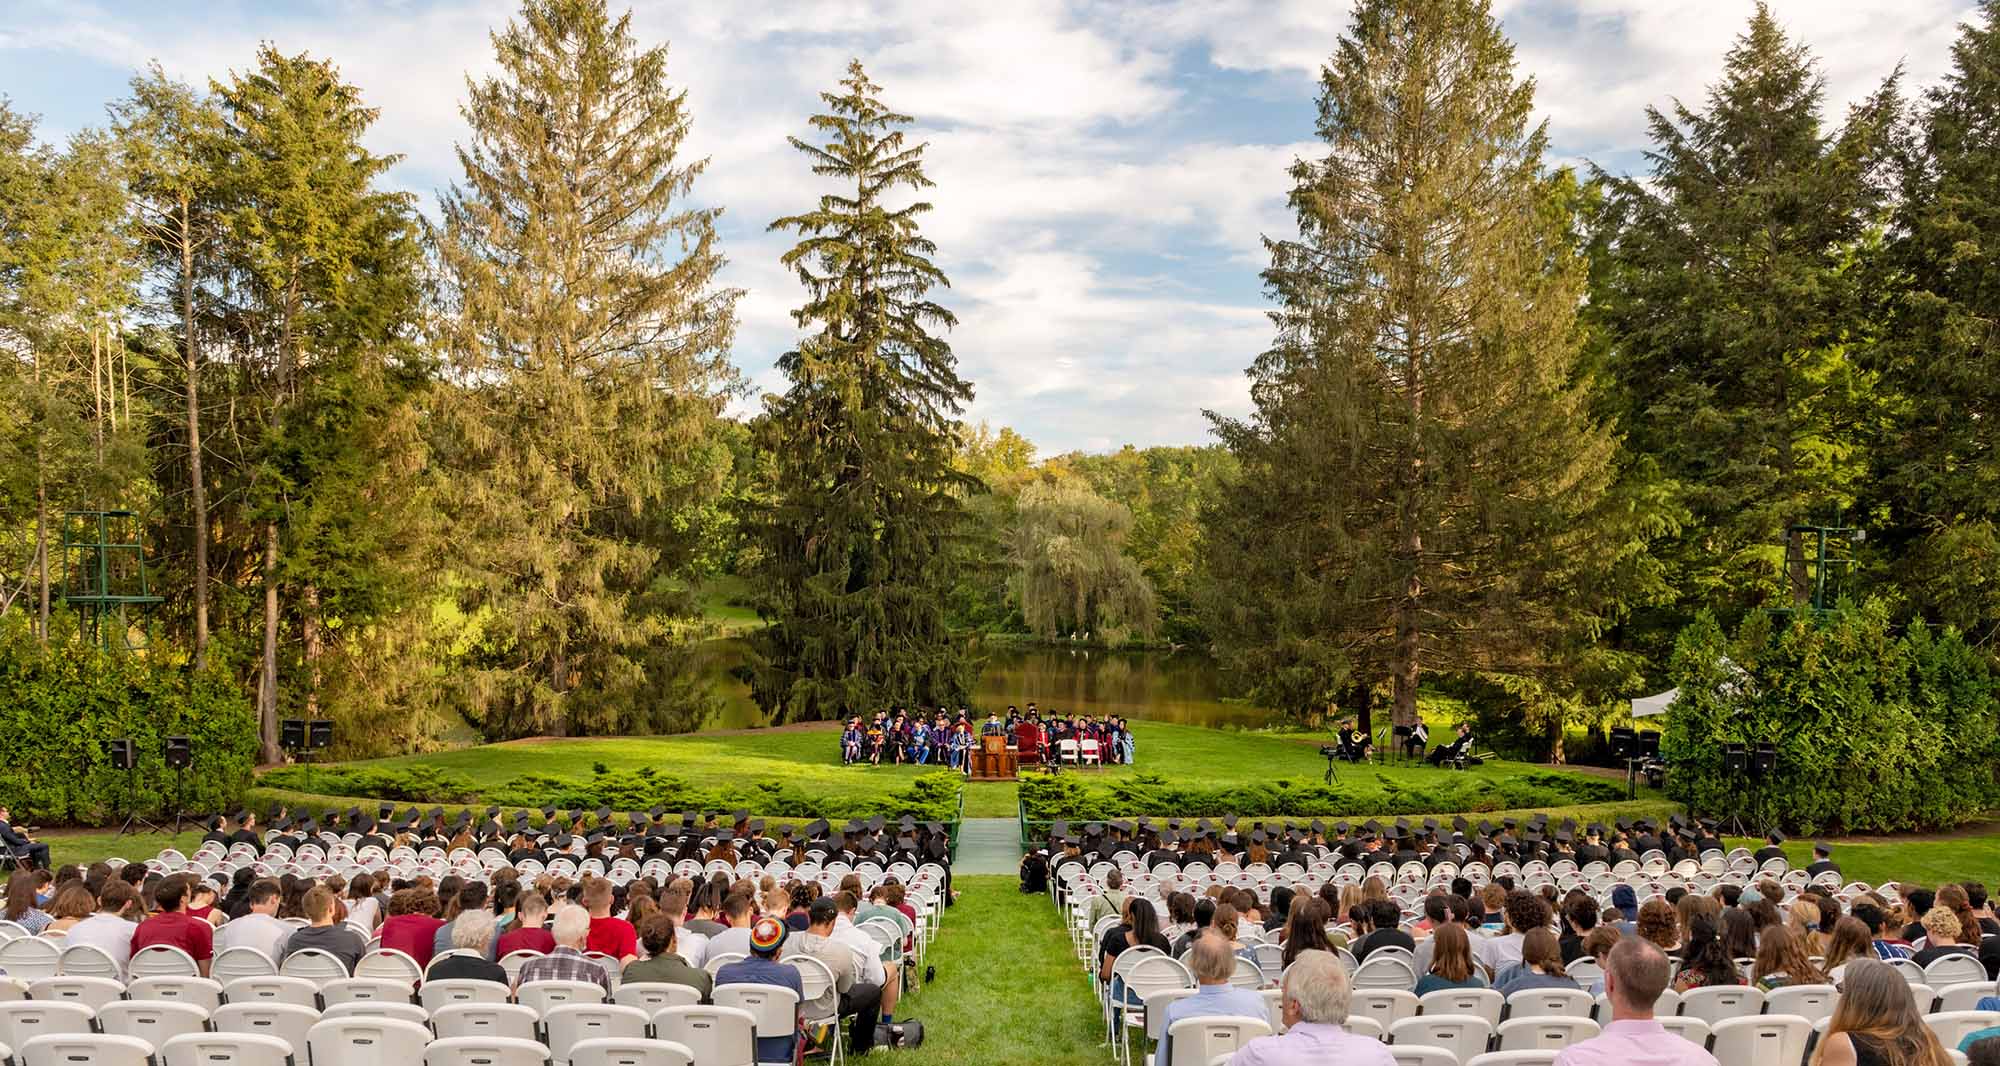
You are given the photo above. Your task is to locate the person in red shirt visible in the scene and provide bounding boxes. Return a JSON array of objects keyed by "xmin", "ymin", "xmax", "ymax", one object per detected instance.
[
  {"xmin": 376, "ymin": 885, "xmax": 446, "ymax": 969},
  {"xmin": 497, "ymin": 889, "xmax": 556, "ymax": 958},
  {"xmin": 582, "ymin": 877, "xmax": 638, "ymax": 963},
  {"xmin": 131, "ymin": 874, "xmax": 214, "ymax": 977}
]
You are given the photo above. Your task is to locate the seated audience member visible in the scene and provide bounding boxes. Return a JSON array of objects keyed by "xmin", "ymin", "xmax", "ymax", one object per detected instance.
[
  {"xmin": 1415, "ymin": 922, "xmax": 1488, "ymax": 995},
  {"xmin": 64, "ymin": 880, "xmax": 141, "ymax": 977},
  {"xmin": 496, "ymin": 890, "xmax": 555, "ymax": 957},
  {"xmin": 785, "ymin": 897, "xmax": 884, "ymax": 1056},
  {"xmin": 131, "ymin": 874, "xmax": 214, "ymax": 977},
  {"xmin": 516, "ymin": 905, "xmax": 613, "ymax": 995},
  {"xmin": 1279, "ymin": 898, "xmax": 1334, "ymax": 969},
  {"xmin": 1084, "ymin": 869, "xmax": 1130, "ymax": 929},
  {"xmin": 1353, "ymin": 898, "xmax": 1414, "ymax": 963},
  {"xmin": 1226, "ymin": 948, "xmax": 1392, "ymax": 1066},
  {"xmin": 1553, "ymin": 938, "xmax": 1718, "ymax": 1065},
  {"xmin": 1814, "ymin": 958, "xmax": 1955, "ymax": 1066},
  {"xmin": 1159, "ymin": 933, "xmax": 1271, "ymax": 1066},
  {"xmin": 1970, "ymin": 1037, "xmax": 2000, "ymax": 1066},
  {"xmin": 1913, "ymin": 906, "xmax": 1978, "ymax": 967},
  {"xmin": 43, "ymin": 883, "xmax": 95, "ymax": 934},
  {"xmin": 714, "ymin": 917, "xmax": 804, "ymax": 1066},
  {"xmin": 1672, "ymin": 916, "xmax": 1742, "ymax": 992},
  {"xmin": 429, "ymin": 910, "xmax": 509, "ymax": 983},
  {"xmin": 344, "ymin": 874, "xmax": 382, "ymax": 934},
  {"xmin": 583, "ymin": 877, "xmax": 639, "ymax": 964},
  {"xmin": 1100, "ymin": 897, "xmax": 1172, "ymax": 999},
  {"xmin": 1495, "ymin": 927, "xmax": 1580, "ymax": 995},
  {"xmin": 215, "ymin": 878, "xmax": 291, "ymax": 961},
  {"xmin": 186, "ymin": 878, "xmax": 223, "ymax": 926},
  {"xmin": 1852, "ymin": 902, "xmax": 1914, "ymax": 961},
  {"xmin": 1789, "ymin": 897, "xmax": 1830, "ymax": 957},
  {"xmin": 1579, "ymin": 926, "xmax": 1622, "ymax": 995},
  {"xmin": 1476, "ymin": 890, "xmax": 1547, "ymax": 973},
  {"xmin": 0, "ymin": 806, "xmax": 49, "ymax": 870},
  {"xmin": 378, "ymin": 886, "xmax": 447, "ymax": 969},
  {"xmin": 626, "ymin": 913, "xmax": 712, "ymax": 1000},
  {"xmin": 703, "ymin": 891, "xmax": 758, "ymax": 960},
  {"xmin": 1560, "ymin": 896, "xmax": 1601, "ymax": 963},
  {"xmin": 278, "ymin": 886, "xmax": 367, "ymax": 973},
  {"xmin": 1900, "ymin": 887, "xmax": 1938, "ymax": 944},
  {"xmin": 1822, "ymin": 916, "xmax": 1874, "ymax": 986},
  {"xmin": 1634, "ymin": 898, "xmax": 1678, "ymax": 954},
  {"xmin": 1752, "ymin": 924, "xmax": 1828, "ymax": 990},
  {"xmin": 433, "ymin": 882, "xmax": 489, "ymax": 959},
  {"xmin": 832, "ymin": 890, "xmax": 901, "ymax": 1025},
  {"xmin": 4, "ymin": 871, "xmax": 52, "ymax": 934}
]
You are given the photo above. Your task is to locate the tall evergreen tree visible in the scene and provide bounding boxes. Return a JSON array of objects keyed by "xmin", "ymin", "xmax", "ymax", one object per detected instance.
[
  {"xmin": 1876, "ymin": 0, "xmax": 2000, "ymax": 641},
  {"xmin": 1205, "ymin": 0, "xmax": 1627, "ymax": 729},
  {"xmin": 1589, "ymin": 4, "xmax": 1899, "ymax": 627},
  {"xmin": 748, "ymin": 60, "xmax": 980, "ymax": 723},
  {"xmin": 437, "ymin": 0, "xmax": 740, "ymax": 737}
]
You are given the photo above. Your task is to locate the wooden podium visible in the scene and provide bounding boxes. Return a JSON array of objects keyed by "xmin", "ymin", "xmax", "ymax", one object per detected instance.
[{"xmin": 970, "ymin": 733, "xmax": 1018, "ymax": 781}]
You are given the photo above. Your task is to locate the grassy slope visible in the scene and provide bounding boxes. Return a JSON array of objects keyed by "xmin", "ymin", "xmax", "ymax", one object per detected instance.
[{"xmin": 306, "ymin": 721, "xmax": 1639, "ymax": 818}]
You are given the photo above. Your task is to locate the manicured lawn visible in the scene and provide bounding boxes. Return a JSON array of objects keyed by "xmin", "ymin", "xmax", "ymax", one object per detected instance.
[
  {"xmin": 302, "ymin": 720, "xmax": 1641, "ymax": 818},
  {"xmin": 1726, "ymin": 831, "xmax": 2000, "ymax": 888},
  {"xmin": 43, "ymin": 829, "xmax": 209, "ymax": 871}
]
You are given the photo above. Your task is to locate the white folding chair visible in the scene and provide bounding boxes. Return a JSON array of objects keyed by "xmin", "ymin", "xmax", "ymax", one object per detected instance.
[
  {"xmin": 1344, "ymin": 1015, "xmax": 1386, "ymax": 1040},
  {"xmin": 1388, "ymin": 1014, "xmax": 1492, "ymax": 1065},
  {"xmin": 222, "ymin": 975, "xmax": 320, "ymax": 1009},
  {"xmin": 1466, "ymin": 1052, "xmax": 1560, "ymax": 1066},
  {"xmin": 702, "ymin": 954, "xmax": 746, "ymax": 978},
  {"xmin": 323, "ymin": 1000, "xmax": 430, "ymax": 1025},
  {"xmin": 424, "ymin": 1035, "xmax": 553, "ymax": 1066},
  {"xmin": 516, "ymin": 980, "xmax": 608, "ymax": 1017},
  {"xmin": 1655, "ymin": 1015, "xmax": 1710, "ymax": 1046},
  {"xmin": 652, "ymin": 1005, "xmax": 757, "ymax": 1066},
  {"xmin": 424, "ymin": 978, "xmax": 512, "ymax": 1012},
  {"xmin": 159, "ymin": 1030, "xmax": 296, "ymax": 1066},
  {"xmin": 323, "ymin": 977, "xmax": 418, "ymax": 1006},
  {"xmin": 1926, "ymin": 956, "xmax": 1990, "ymax": 989},
  {"xmin": 545, "ymin": 1003, "xmax": 650, "ymax": 1066},
  {"xmin": 0, "ymin": 1001, "xmax": 95, "ymax": 1051},
  {"xmin": 355, "ymin": 950, "xmax": 422, "ymax": 987},
  {"xmin": 1925, "ymin": 1011, "xmax": 2000, "ymax": 1050},
  {"xmin": 566, "ymin": 1037, "xmax": 697, "ymax": 1066},
  {"xmin": 710, "ymin": 984, "xmax": 800, "ymax": 1066},
  {"xmin": 278, "ymin": 948, "xmax": 349, "ymax": 986},
  {"xmin": 53, "ymin": 944, "xmax": 121, "ymax": 980},
  {"xmin": 17, "ymin": 1032, "xmax": 154, "ymax": 1066},
  {"xmin": 1708, "ymin": 1015, "xmax": 1812, "ymax": 1066},
  {"xmin": 26, "ymin": 976, "xmax": 124, "ymax": 1011},
  {"xmin": 1350, "ymin": 989, "xmax": 1421, "ymax": 1032},
  {"xmin": 1764, "ymin": 984, "xmax": 1838, "ymax": 1023},
  {"xmin": 1677, "ymin": 985, "xmax": 1765, "ymax": 1025},
  {"xmin": 97, "ymin": 1000, "xmax": 211, "ymax": 1051},
  {"xmin": 612, "ymin": 983, "xmax": 702, "ymax": 1012},
  {"xmin": 130, "ymin": 945, "xmax": 201, "ymax": 979},
  {"xmin": 129, "ymin": 976, "xmax": 225, "ymax": 1011},
  {"xmin": 0, "ymin": 940, "xmax": 60, "ymax": 982},
  {"xmin": 1389, "ymin": 1046, "xmax": 1464, "ymax": 1066},
  {"xmin": 305, "ymin": 1015, "xmax": 433, "ymax": 1066},
  {"xmin": 1503, "ymin": 987, "xmax": 1593, "ymax": 1020},
  {"xmin": 431, "ymin": 1003, "xmax": 540, "ymax": 1042},
  {"xmin": 212, "ymin": 947, "xmax": 279, "ymax": 984},
  {"xmin": 1496, "ymin": 1015, "xmax": 1598, "ymax": 1051},
  {"xmin": 212, "ymin": 1002, "xmax": 320, "ymax": 1057},
  {"xmin": 497, "ymin": 951, "xmax": 541, "ymax": 986},
  {"xmin": 1164, "ymin": 1016, "xmax": 1271, "ymax": 1066},
  {"xmin": 1419, "ymin": 988, "xmax": 1503, "ymax": 1026},
  {"xmin": 1354, "ymin": 955, "xmax": 1417, "ymax": 990}
]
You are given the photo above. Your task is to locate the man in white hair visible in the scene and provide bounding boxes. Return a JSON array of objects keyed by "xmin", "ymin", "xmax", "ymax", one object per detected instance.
[
  {"xmin": 1227, "ymin": 948, "xmax": 1392, "ymax": 1066},
  {"xmin": 1159, "ymin": 932, "xmax": 1270, "ymax": 1066},
  {"xmin": 429, "ymin": 908, "xmax": 509, "ymax": 984},
  {"xmin": 514, "ymin": 902, "xmax": 611, "ymax": 995}
]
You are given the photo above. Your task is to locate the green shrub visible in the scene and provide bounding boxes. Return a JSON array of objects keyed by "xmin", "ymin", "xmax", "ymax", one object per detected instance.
[
  {"xmin": 257, "ymin": 765, "xmax": 479, "ymax": 803},
  {"xmin": 0, "ymin": 619, "xmax": 257, "ymax": 824},
  {"xmin": 1018, "ymin": 768, "xmax": 1624, "ymax": 821},
  {"xmin": 1661, "ymin": 603, "xmax": 2000, "ymax": 835}
]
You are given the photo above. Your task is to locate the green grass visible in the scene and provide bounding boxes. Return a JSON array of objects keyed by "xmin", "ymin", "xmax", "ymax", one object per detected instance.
[
  {"xmin": 42, "ymin": 829, "xmax": 209, "ymax": 871},
  {"xmin": 296, "ymin": 721, "xmax": 1640, "ymax": 819},
  {"xmin": 1726, "ymin": 832, "xmax": 2000, "ymax": 887},
  {"xmin": 696, "ymin": 574, "xmax": 764, "ymax": 635}
]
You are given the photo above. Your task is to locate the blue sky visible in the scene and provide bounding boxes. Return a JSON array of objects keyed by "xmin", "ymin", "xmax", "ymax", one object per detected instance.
[{"xmin": 2, "ymin": 0, "xmax": 1980, "ymax": 453}]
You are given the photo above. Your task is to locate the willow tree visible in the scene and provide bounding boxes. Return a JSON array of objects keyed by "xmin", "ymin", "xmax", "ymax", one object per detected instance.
[
  {"xmin": 748, "ymin": 60, "xmax": 981, "ymax": 723},
  {"xmin": 1008, "ymin": 478, "xmax": 1155, "ymax": 644},
  {"xmin": 1206, "ymin": 0, "xmax": 1627, "ymax": 729},
  {"xmin": 437, "ymin": 0, "xmax": 739, "ymax": 737}
]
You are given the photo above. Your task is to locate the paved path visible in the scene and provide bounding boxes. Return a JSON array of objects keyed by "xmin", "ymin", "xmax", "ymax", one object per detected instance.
[{"xmin": 956, "ymin": 817, "xmax": 1022, "ymax": 875}]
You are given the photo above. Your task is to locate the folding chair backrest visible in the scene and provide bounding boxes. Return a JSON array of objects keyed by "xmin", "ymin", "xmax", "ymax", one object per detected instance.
[
  {"xmin": 128, "ymin": 976, "xmax": 224, "ymax": 1012},
  {"xmin": 1388, "ymin": 1044, "xmax": 1463, "ymax": 1066},
  {"xmin": 1164, "ymin": 1016, "xmax": 1272, "ymax": 1066},
  {"xmin": 651, "ymin": 1005, "xmax": 756, "ymax": 1066},
  {"xmin": 53, "ymin": 944, "xmax": 121, "ymax": 980},
  {"xmin": 423, "ymin": 1035, "xmax": 553, "ymax": 1066},
  {"xmin": 26, "ymin": 976, "xmax": 123, "ymax": 1011},
  {"xmin": 1926, "ymin": 955, "xmax": 1989, "ymax": 989},
  {"xmin": 1229, "ymin": 955, "xmax": 1264, "ymax": 990},
  {"xmin": 1504, "ymin": 987, "xmax": 1593, "ymax": 1020},
  {"xmin": 498, "ymin": 951, "xmax": 541, "ymax": 985},
  {"xmin": 1350, "ymin": 989, "xmax": 1420, "ymax": 1032},
  {"xmin": 1764, "ymin": 984, "xmax": 1838, "ymax": 1023},
  {"xmin": 0, "ymin": 940, "xmax": 60, "ymax": 982},
  {"xmin": 356, "ymin": 950, "xmax": 422, "ymax": 987},
  {"xmin": 158, "ymin": 1030, "xmax": 296, "ymax": 1066},
  {"xmin": 614, "ymin": 983, "xmax": 702, "ymax": 1013},
  {"xmin": 424, "ymin": 978, "xmax": 512, "ymax": 1012},
  {"xmin": 212, "ymin": 1002, "xmax": 321, "ymax": 1057},
  {"xmin": 323, "ymin": 1000, "xmax": 430, "ymax": 1025},
  {"xmin": 17, "ymin": 1032, "xmax": 154, "ymax": 1066},
  {"xmin": 1496, "ymin": 1015, "xmax": 1599, "ymax": 1051},
  {"xmin": 211, "ymin": 947, "xmax": 279, "ymax": 983},
  {"xmin": 544, "ymin": 1003, "xmax": 650, "ymax": 1064},
  {"xmin": 0, "ymin": 1001, "xmax": 94, "ymax": 1049},
  {"xmin": 516, "ymin": 980, "xmax": 607, "ymax": 1018},
  {"xmin": 1419, "ymin": 988, "xmax": 1503, "ymax": 1026},
  {"xmin": 1677, "ymin": 984, "xmax": 1765, "ymax": 1025},
  {"xmin": 323, "ymin": 977, "xmax": 418, "ymax": 1006},
  {"xmin": 566, "ymin": 1037, "xmax": 697, "ymax": 1066},
  {"xmin": 1466, "ymin": 1052, "xmax": 1560, "ymax": 1066},
  {"xmin": 96, "ymin": 1000, "xmax": 212, "ymax": 1051},
  {"xmin": 279, "ymin": 947, "xmax": 350, "ymax": 986},
  {"xmin": 1707, "ymin": 1015, "xmax": 1812, "ymax": 1066},
  {"xmin": 701, "ymin": 953, "xmax": 745, "ymax": 978},
  {"xmin": 130, "ymin": 944, "xmax": 201, "ymax": 979},
  {"xmin": 1353, "ymin": 955, "xmax": 1416, "ymax": 990},
  {"xmin": 1387, "ymin": 1013, "xmax": 1492, "ymax": 1065},
  {"xmin": 305, "ymin": 1015, "xmax": 434, "ymax": 1066},
  {"xmin": 1655, "ymin": 1015, "xmax": 1710, "ymax": 1046},
  {"xmin": 1924, "ymin": 1010, "xmax": 2000, "ymax": 1050},
  {"xmin": 430, "ymin": 1003, "xmax": 539, "ymax": 1042},
  {"xmin": 1937, "ymin": 983, "xmax": 1996, "ymax": 1014}
]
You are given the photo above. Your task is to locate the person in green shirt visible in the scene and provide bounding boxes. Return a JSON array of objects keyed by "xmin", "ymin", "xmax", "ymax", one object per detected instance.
[
  {"xmin": 855, "ymin": 884, "xmax": 913, "ymax": 958},
  {"xmin": 622, "ymin": 913, "xmax": 712, "ymax": 1002}
]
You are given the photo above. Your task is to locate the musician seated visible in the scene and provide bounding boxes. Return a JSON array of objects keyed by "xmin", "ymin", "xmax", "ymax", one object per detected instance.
[
  {"xmin": 1403, "ymin": 721, "xmax": 1429, "ymax": 759},
  {"xmin": 1335, "ymin": 718, "xmax": 1371, "ymax": 763},
  {"xmin": 1427, "ymin": 722, "xmax": 1474, "ymax": 768}
]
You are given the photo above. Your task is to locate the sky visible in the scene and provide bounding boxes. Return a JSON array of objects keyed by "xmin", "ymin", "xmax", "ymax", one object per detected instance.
[{"xmin": 0, "ymin": 0, "xmax": 1982, "ymax": 454}]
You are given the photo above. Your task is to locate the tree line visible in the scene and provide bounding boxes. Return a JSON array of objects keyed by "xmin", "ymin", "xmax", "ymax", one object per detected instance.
[{"xmin": 8, "ymin": 0, "xmax": 2000, "ymax": 759}]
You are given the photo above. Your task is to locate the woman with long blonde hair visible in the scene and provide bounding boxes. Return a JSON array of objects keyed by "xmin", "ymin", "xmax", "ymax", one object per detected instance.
[
  {"xmin": 1812, "ymin": 958, "xmax": 1954, "ymax": 1066},
  {"xmin": 1753, "ymin": 924, "xmax": 1829, "ymax": 990},
  {"xmin": 1790, "ymin": 897, "xmax": 1830, "ymax": 956},
  {"xmin": 1361, "ymin": 875, "xmax": 1389, "ymax": 904},
  {"xmin": 1823, "ymin": 916, "xmax": 1875, "ymax": 985}
]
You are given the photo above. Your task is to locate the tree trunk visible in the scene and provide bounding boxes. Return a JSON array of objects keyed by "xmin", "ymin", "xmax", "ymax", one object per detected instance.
[
  {"xmin": 1348, "ymin": 682, "xmax": 1374, "ymax": 738},
  {"xmin": 32, "ymin": 345, "xmax": 47, "ymax": 644},
  {"xmin": 183, "ymin": 208, "xmax": 211, "ymax": 668},
  {"xmin": 258, "ymin": 521, "xmax": 280, "ymax": 764},
  {"xmin": 302, "ymin": 584, "xmax": 322, "ymax": 718},
  {"xmin": 92, "ymin": 327, "xmax": 104, "ymax": 464}
]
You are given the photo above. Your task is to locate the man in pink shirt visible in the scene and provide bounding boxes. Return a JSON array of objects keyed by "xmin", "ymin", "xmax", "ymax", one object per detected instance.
[
  {"xmin": 1227, "ymin": 949, "xmax": 1392, "ymax": 1066},
  {"xmin": 1554, "ymin": 937, "xmax": 1718, "ymax": 1066}
]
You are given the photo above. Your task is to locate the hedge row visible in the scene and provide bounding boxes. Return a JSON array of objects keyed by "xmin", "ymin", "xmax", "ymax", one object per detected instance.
[
  {"xmin": 1662, "ymin": 603, "xmax": 2000, "ymax": 835},
  {"xmin": 1017, "ymin": 769, "xmax": 1629, "ymax": 822},
  {"xmin": 0, "ymin": 620, "xmax": 257, "ymax": 824}
]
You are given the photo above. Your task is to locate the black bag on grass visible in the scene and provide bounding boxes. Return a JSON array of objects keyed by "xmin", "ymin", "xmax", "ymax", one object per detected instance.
[{"xmin": 875, "ymin": 1020, "xmax": 925, "ymax": 1049}]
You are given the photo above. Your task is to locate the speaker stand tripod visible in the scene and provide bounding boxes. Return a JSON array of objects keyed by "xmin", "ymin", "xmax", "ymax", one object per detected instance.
[{"xmin": 115, "ymin": 768, "xmax": 167, "ymax": 837}]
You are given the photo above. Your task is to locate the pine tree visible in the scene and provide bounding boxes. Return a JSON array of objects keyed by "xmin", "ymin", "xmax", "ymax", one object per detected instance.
[
  {"xmin": 1205, "ymin": 0, "xmax": 1626, "ymax": 729},
  {"xmin": 1589, "ymin": 4, "xmax": 1898, "ymax": 624},
  {"xmin": 437, "ymin": 0, "xmax": 740, "ymax": 737},
  {"xmin": 749, "ymin": 60, "xmax": 981, "ymax": 724},
  {"xmin": 1877, "ymin": 0, "xmax": 2000, "ymax": 640}
]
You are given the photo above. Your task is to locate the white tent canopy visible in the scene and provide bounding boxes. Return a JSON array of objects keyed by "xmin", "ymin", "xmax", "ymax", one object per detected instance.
[{"xmin": 1630, "ymin": 688, "xmax": 1679, "ymax": 718}]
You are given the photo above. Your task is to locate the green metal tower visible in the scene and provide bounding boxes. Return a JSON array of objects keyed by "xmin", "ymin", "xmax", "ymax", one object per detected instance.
[{"xmin": 58, "ymin": 510, "xmax": 164, "ymax": 651}]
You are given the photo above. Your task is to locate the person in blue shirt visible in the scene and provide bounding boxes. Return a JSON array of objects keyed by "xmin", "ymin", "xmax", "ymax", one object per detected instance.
[
  {"xmin": 1493, "ymin": 928, "xmax": 1581, "ymax": 996},
  {"xmin": 841, "ymin": 720, "xmax": 864, "ymax": 765},
  {"xmin": 714, "ymin": 917, "xmax": 804, "ymax": 1065},
  {"xmin": 1158, "ymin": 933, "xmax": 1271, "ymax": 1066},
  {"xmin": 910, "ymin": 721, "xmax": 931, "ymax": 765}
]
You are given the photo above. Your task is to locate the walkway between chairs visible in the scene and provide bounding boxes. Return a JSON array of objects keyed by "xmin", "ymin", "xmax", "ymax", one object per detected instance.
[{"xmin": 955, "ymin": 818, "xmax": 1023, "ymax": 875}]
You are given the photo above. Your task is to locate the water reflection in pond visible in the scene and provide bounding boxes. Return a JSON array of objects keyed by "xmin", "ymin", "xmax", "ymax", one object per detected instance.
[{"xmin": 696, "ymin": 640, "xmax": 1278, "ymax": 731}]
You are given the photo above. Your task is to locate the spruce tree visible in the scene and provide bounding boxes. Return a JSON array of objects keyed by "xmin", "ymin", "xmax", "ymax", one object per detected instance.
[
  {"xmin": 1877, "ymin": 0, "xmax": 2000, "ymax": 640},
  {"xmin": 1205, "ymin": 0, "xmax": 1625, "ymax": 729},
  {"xmin": 749, "ymin": 60, "xmax": 981, "ymax": 724},
  {"xmin": 1589, "ymin": 4, "xmax": 1898, "ymax": 623},
  {"xmin": 437, "ymin": 0, "xmax": 740, "ymax": 737}
]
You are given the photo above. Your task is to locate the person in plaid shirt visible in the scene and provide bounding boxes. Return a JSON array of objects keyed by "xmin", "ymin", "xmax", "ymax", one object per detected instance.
[{"xmin": 514, "ymin": 905, "xmax": 612, "ymax": 995}]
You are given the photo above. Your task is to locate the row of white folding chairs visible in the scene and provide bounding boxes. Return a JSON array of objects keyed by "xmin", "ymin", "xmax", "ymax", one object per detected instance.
[{"xmin": 8, "ymin": 969, "xmax": 745, "ymax": 1017}]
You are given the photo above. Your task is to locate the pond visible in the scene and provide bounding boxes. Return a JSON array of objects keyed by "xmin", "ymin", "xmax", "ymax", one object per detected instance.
[{"xmin": 696, "ymin": 641, "xmax": 1282, "ymax": 731}]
